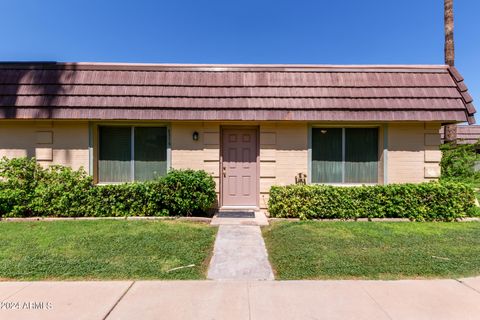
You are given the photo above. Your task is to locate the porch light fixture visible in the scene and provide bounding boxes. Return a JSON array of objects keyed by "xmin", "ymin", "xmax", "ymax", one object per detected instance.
[{"xmin": 192, "ymin": 131, "xmax": 199, "ymax": 141}]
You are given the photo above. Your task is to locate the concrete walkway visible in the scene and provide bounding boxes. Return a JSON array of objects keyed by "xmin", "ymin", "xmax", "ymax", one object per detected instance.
[
  {"xmin": 207, "ymin": 225, "xmax": 274, "ymax": 280},
  {"xmin": 1, "ymin": 278, "xmax": 480, "ymax": 319}
]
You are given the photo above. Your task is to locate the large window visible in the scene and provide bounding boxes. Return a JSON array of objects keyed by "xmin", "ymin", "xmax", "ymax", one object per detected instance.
[
  {"xmin": 311, "ymin": 127, "xmax": 378, "ymax": 184},
  {"xmin": 98, "ymin": 126, "xmax": 168, "ymax": 183}
]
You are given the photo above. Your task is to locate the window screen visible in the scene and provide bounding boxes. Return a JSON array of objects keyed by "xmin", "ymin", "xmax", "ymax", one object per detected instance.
[
  {"xmin": 134, "ymin": 127, "xmax": 168, "ymax": 181},
  {"xmin": 98, "ymin": 126, "xmax": 167, "ymax": 183},
  {"xmin": 98, "ymin": 126, "xmax": 132, "ymax": 183},
  {"xmin": 312, "ymin": 128, "xmax": 342, "ymax": 183},
  {"xmin": 345, "ymin": 128, "xmax": 378, "ymax": 183},
  {"xmin": 312, "ymin": 128, "xmax": 378, "ymax": 184}
]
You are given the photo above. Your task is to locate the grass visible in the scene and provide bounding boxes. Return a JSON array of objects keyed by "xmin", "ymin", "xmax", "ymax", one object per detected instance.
[
  {"xmin": 263, "ymin": 221, "xmax": 480, "ymax": 280},
  {"xmin": 0, "ymin": 220, "xmax": 217, "ymax": 280}
]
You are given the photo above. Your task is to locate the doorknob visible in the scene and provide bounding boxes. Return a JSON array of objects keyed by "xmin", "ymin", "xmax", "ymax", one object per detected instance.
[{"xmin": 223, "ymin": 167, "xmax": 226, "ymax": 177}]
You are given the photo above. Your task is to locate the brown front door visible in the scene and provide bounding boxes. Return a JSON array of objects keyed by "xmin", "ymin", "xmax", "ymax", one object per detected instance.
[{"xmin": 221, "ymin": 128, "xmax": 258, "ymax": 207}]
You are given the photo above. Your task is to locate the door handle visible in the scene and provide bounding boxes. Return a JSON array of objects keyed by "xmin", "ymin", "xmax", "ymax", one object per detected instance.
[{"xmin": 223, "ymin": 167, "xmax": 226, "ymax": 177}]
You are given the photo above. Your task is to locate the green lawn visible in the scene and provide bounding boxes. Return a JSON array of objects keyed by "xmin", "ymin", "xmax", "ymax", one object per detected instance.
[
  {"xmin": 263, "ymin": 221, "xmax": 480, "ymax": 280},
  {"xmin": 0, "ymin": 220, "xmax": 217, "ymax": 280}
]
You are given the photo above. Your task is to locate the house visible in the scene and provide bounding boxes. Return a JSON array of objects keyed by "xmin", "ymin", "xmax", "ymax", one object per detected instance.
[
  {"xmin": 441, "ymin": 125, "xmax": 480, "ymax": 145},
  {"xmin": 0, "ymin": 62, "xmax": 475, "ymax": 211}
]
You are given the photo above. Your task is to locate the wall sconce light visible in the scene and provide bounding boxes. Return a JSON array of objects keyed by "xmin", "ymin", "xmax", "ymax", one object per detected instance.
[{"xmin": 192, "ymin": 131, "xmax": 199, "ymax": 141}]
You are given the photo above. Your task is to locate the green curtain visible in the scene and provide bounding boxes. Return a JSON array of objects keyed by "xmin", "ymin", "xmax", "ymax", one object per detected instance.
[
  {"xmin": 134, "ymin": 127, "xmax": 168, "ymax": 181},
  {"xmin": 311, "ymin": 127, "xmax": 379, "ymax": 184},
  {"xmin": 98, "ymin": 126, "xmax": 132, "ymax": 183},
  {"xmin": 345, "ymin": 128, "xmax": 378, "ymax": 183},
  {"xmin": 312, "ymin": 128, "xmax": 343, "ymax": 183}
]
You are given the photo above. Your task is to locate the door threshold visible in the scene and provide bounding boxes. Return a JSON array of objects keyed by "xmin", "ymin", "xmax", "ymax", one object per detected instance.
[{"xmin": 219, "ymin": 206, "xmax": 258, "ymax": 212}]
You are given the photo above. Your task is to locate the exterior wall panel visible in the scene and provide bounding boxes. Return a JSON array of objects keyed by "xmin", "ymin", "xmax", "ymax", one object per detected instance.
[
  {"xmin": 387, "ymin": 122, "xmax": 442, "ymax": 183},
  {"xmin": 0, "ymin": 120, "xmax": 89, "ymax": 170}
]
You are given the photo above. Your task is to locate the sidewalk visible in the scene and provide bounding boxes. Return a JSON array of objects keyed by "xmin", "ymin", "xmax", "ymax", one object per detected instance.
[{"xmin": 1, "ymin": 278, "xmax": 479, "ymax": 320}]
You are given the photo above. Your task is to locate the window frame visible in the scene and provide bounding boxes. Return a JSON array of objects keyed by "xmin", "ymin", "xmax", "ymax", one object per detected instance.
[
  {"xmin": 92, "ymin": 122, "xmax": 171, "ymax": 184},
  {"xmin": 308, "ymin": 124, "xmax": 383, "ymax": 186}
]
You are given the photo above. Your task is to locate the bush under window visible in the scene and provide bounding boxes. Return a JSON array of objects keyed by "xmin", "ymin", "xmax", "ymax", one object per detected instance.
[
  {"xmin": 0, "ymin": 157, "xmax": 216, "ymax": 217},
  {"xmin": 268, "ymin": 182, "xmax": 476, "ymax": 221}
]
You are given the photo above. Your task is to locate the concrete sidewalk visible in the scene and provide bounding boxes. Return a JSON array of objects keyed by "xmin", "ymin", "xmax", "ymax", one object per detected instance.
[{"xmin": 1, "ymin": 278, "xmax": 480, "ymax": 320}]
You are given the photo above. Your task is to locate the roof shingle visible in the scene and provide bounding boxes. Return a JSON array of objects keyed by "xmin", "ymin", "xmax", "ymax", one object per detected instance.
[{"xmin": 0, "ymin": 62, "xmax": 475, "ymax": 123}]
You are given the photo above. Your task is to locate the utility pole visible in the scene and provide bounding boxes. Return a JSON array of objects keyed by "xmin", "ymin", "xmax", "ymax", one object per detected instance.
[
  {"xmin": 444, "ymin": 0, "xmax": 455, "ymax": 66},
  {"xmin": 444, "ymin": 0, "xmax": 457, "ymax": 143}
]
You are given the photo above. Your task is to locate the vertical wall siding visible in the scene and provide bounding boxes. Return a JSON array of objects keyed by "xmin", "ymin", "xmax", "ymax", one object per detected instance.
[
  {"xmin": 387, "ymin": 122, "xmax": 442, "ymax": 183},
  {"xmin": 0, "ymin": 120, "xmax": 89, "ymax": 170}
]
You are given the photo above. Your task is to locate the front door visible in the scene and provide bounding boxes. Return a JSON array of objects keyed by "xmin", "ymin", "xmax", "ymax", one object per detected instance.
[{"xmin": 221, "ymin": 128, "xmax": 258, "ymax": 207}]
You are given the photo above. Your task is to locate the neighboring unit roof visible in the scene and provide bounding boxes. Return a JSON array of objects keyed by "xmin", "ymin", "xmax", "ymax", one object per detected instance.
[
  {"xmin": 441, "ymin": 125, "xmax": 480, "ymax": 144},
  {"xmin": 0, "ymin": 62, "xmax": 475, "ymax": 123}
]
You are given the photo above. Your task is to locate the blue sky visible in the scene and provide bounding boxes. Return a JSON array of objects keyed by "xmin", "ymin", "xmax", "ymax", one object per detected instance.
[{"xmin": 1, "ymin": 0, "xmax": 479, "ymax": 116}]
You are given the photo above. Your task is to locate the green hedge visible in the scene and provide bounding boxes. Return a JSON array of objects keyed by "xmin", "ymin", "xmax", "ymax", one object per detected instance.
[
  {"xmin": 268, "ymin": 182, "xmax": 476, "ymax": 221},
  {"xmin": 0, "ymin": 157, "xmax": 216, "ymax": 217}
]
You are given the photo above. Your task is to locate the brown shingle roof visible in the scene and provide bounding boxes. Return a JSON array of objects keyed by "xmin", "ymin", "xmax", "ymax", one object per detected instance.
[{"xmin": 0, "ymin": 62, "xmax": 475, "ymax": 123}]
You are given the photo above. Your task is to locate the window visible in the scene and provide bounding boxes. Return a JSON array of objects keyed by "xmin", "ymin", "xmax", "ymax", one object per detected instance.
[
  {"xmin": 98, "ymin": 126, "xmax": 168, "ymax": 183},
  {"xmin": 311, "ymin": 128, "xmax": 378, "ymax": 184}
]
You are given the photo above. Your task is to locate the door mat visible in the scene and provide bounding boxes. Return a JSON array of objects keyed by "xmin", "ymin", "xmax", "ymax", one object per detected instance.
[{"xmin": 217, "ymin": 211, "xmax": 255, "ymax": 218}]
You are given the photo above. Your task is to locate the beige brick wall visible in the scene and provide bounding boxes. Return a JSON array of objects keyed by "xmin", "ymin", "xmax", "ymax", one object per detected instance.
[
  {"xmin": 0, "ymin": 120, "xmax": 89, "ymax": 171},
  {"xmin": 171, "ymin": 122, "xmax": 221, "ymax": 197},
  {"xmin": 387, "ymin": 122, "xmax": 442, "ymax": 183},
  {"xmin": 259, "ymin": 123, "xmax": 308, "ymax": 209},
  {"xmin": 170, "ymin": 122, "xmax": 221, "ymax": 211}
]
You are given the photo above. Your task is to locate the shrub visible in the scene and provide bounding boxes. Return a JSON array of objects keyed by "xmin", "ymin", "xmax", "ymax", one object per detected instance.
[
  {"xmin": 87, "ymin": 182, "xmax": 162, "ymax": 217},
  {"xmin": 90, "ymin": 170, "xmax": 216, "ymax": 217},
  {"xmin": 30, "ymin": 165, "xmax": 94, "ymax": 217},
  {"xmin": 0, "ymin": 157, "xmax": 43, "ymax": 216},
  {"xmin": 268, "ymin": 182, "xmax": 476, "ymax": 221},
  {"xmin": 440, "ymin": 142, "xmax": 480, "ymax": 184},
  {"xmin": 0, "ymin": 157, "xmax": 216, "ymax": 217},
  {"xmin": 161, "ymin": 169, "xmax": 217, "ymax": 216}
]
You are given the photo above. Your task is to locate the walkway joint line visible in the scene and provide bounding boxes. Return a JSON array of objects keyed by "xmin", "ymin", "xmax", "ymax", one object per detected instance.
[
  {"xmin": 247, "ymin": 282, "xmax": 252, "ymax": 320},
  {"xmin": 455, "ymin": 279, "xmax": 480, "ymax": 295},
  {"xmin": 0, "ymin": 282, "xmax": 33, "ymax": 303},
  {"xmin": 103, "ymin": 281, "xmax": 135, "ymax": 320},
  {"xmin": 360, "ymin": 285, "xmax": 393, "ymax": 320}
]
